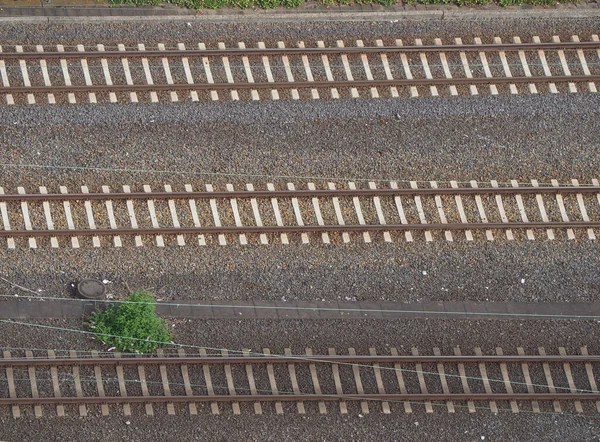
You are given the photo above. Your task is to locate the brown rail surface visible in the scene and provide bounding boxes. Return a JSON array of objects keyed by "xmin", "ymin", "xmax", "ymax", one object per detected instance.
[
  {"xmin": 1, "ymin": 41, "xmax": 599, "ymax": 59},
  {"xmin": 2, "ymin": 76, "xmax": 600, "ymax": 94},
  {"xmin": 0, "ymin": 185, "xmax": 598, "ymax": 201},
  {"xmin": 3, "ymin": 354, "xmax": 599, "ymax": 365},
  {"xmin": 1, "ymin": 222, "xmax": 599, "ymax": 238}
]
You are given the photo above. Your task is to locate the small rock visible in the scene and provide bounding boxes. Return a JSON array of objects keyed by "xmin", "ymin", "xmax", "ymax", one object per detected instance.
[
  {"xmin": 520, "ymin": 279, "xmax": 525, "ymax": 284},
  {"xmin": 126, "ymin": 421, "xmax": 131, "ymax": 425}
]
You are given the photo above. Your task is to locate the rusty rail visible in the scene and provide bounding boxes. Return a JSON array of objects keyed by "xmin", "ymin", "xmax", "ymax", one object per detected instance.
[
  {"xmin": 2, "ymin": 354, "xmax": 599, "ymax": 366},
  {"xmin": 1, "ymin": 222, "xmax": 599, "ymax": 238},
  {"xmin": 2, "ymin": 76, "xmax": 599, "ymax": 95},
  {"xmin": 2, "ymin": 393, "xmax": 600, "ymax": 406},
  {"xmin": 0, "ymin": 41, "xmax": 598, "ymax": 60},
  {"xmin": 0, "ymin": 185, "xmax": 598, "ymax": 202}
]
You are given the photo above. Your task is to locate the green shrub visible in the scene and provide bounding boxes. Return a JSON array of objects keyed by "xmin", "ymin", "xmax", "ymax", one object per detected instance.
[
  {"xmin": 233, "ymin": 0, "xmax": 255, "ymax": 7},
  {"xmin": 109, "ymin": 0, "xmax": 571, "ymax": 8},
  {"xmin": 281, "ymin": 0, "xmax": 304, "ymax": 7},
  {"xmin": 255, "ymin": 0, "xmax": 280, "ymax": 8},
  {"xmin": 201, "ymin": 0, "xmax": 230, "ymax": 7},
  {"xmin": 88, "ymin": 289, "xmax": 172, "ymax": 354}
]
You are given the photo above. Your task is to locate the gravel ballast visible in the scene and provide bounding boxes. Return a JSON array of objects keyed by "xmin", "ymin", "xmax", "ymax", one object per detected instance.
[
  {"xmin": 0, "ymin": 17, "xmax": 599, "ymax": 48},
  {"xmin": 1, "ymin": 241, "xmax": 600, "ymax": 303},
  {"xmin": 1, "ymin": 95, "xmax": 599, "ymax": 186},
  {"xmin": 1, "ymin": 412, "xmax": 599, "ymax": 441}
]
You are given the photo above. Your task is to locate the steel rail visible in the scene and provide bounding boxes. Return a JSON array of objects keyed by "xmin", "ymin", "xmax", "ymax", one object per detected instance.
[
  {"xmin": 0, "ymin": 185, "xmax": 598, "ymax": 202},
  {"xmin": 1, "ymin": 41, "xmax": 599, "ymax": 60},
  {"xmin": 1, "ymin": 75, "xmax": 599, "ymax": 94},
  {"xmin": 2, "ymin": 354, "xmax": 598, "ymax": 366},
  {"xmin": 1, "ymin": 393, "xmax": 600, "ymax": 406},
  {"xmin": 0, "ymin": 222, "xmax": 599, "ymax": 237}
]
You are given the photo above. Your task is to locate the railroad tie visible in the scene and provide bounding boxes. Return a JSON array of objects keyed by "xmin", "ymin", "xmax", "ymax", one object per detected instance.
[
  {"xmin": 285, "ymin": 348, "xmax": 305, "ymax": 414},
  {"xmin": 580, "ymin": 346, "xmax": 600, "ymax": 413},
  {"xmin": 412, "ymin": 347, "xmax": 433, "ymax": 413},
  {"xmin": 538, "ymin": 347, "xmax": 561, "ymax": 413},
  {"xmin": 369, "ymin": 348, "xmax": 390, "ymax": 414},
  {"xmin": 177, "ymin": 43, "xmax": 199, "ymax": 102},
  {"xmin": 243, "ymin": 349, "xmax": 263, "ymax": 414},
  {"xmin": 375, "ymin": 39, "xmax": 398, "ymax": 98},
  {"xmin": 348, "ymin": 348, "xmax": 369, "ymax": 414},
  {"xmin": 25, "ymin": 350, "xmax": 42, "ymax": 417},
  {"xmin": 263, "ymin": 348, "xmax": 284, "ymax": 414},
  {"xmin": 199, "ymin": 348, "xmax": 219, "ymax": 415},
  {"xmin": 531, "ymin": 180, "xmax": 555, "ymax": 240},
  {"xmin": 454, "ymin": 347, "xmax": 476, "ymax": 413},
  {"xmin": 69, "ymin": 350, "xmax": 87, "ymax": 417},
  {"xmin": 136, "ymin": 355, "xmax": 154, "ymax": 416},
  {"xmin": 328, "ymin": 348, "xmax": 348, "ymax": 414},
  {"xmin": 495, "ymin": 347, "xmax": 519, "ymax": 413},
  {"xmin": 559, "ymin": 347, "xmax": 583, "ymax": 413},
  {"xmin": 306, "ymin": 348, "xmax": 327, "ymax": 414},
  {"xmin": 91, "ymin": 350, "xmax": 110, "ymax": 416},
  {"xmin": 474, "ymin": 347, "xmax": 498, "ymax": 414},
  {"xmin": 157, "ymin": 349, "xmax": 175, "ymax": 415},
  {"xmin": 390, "ymin": 347, "xmax": 412, "ymax": 413},
  {"xmin": 39, "ymin": 187, "xmax": 59, "ymax": 248},
  {"xmin": 114, "ymin": 352, "xmax": 131, "ymax": 416},
  {"xmin": 81, "ymin": 185, "xmax": 101, "ymax": 248},
  {"xmin": 433, "ymin": 347, "xmax": 455, "ymax": 413},
  {"xmin": 517, "ymin": 347, "xmax": 540, "ymax": 413},
  {"xmin": 47, "ymin": 350, "xmax": 65, "ymax": 417},
  {"xmin": 3, "ymin": 350, "xmax": 20, "ymax": 418},
  {"xmin": 221, "ymin": 349, "xmax": 241, "ymax": 415},
  {"xmin": 178, "ymin": 349, "xmax": 198, "ymax": 415}
]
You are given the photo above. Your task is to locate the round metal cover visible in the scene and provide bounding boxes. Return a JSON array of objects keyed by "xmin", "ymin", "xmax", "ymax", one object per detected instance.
[{"xmin": 76, "ymin": 279, "xmax": 106, "ymax": 299}]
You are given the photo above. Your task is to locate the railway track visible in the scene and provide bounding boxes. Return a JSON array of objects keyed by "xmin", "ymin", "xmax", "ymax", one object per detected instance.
[
  {"xmin": 2, "ymin": 346, "xmax": 599, "ymax": 417},
  {"xmin": 0, "ymin": 35, "xmax": 599, "ymax": 104},
  {"xmin": 0, "ymin": 179, "xmax": 599, "ymax": 248}
]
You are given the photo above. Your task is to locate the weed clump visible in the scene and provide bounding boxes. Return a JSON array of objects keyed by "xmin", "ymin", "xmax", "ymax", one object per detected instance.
[{"xmin": 88, "ymin": 289, "xmax": 172, "ymax": 354}]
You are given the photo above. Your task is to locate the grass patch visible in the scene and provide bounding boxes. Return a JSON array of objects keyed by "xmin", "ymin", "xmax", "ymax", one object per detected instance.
[{"xmin": 109, "ymin": 0, "xmax": 565, "ymax": 9}]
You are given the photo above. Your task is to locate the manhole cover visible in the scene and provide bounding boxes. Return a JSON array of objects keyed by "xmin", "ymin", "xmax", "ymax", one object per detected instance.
[{"xmin": 76, "ymin": 279, "xmax": 106, "ymax": 300}]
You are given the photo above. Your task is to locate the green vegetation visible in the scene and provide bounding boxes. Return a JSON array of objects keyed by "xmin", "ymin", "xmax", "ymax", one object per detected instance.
[
  {"xmin": 109, "ymin": 0, "xmax": 562, "ymax": 9},
  {"xmin": 88, "ymin": 289, "xmax": 172, "ymax": 354}
]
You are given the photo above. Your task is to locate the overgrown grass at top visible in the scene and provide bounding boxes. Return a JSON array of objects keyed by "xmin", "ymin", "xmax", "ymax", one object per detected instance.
[
  {"xmin": 88, "ymin": 289, "xmax": 172, "ymax": 354},
  {"xmin": 109, "ymin": 0, "xmax": 563, "ymax": 9}
]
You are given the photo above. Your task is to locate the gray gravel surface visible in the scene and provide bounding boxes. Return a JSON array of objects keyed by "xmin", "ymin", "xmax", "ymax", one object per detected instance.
[
  {"xmin": 0, "ymin": 17, "xmax": 599, "ymax": 48},
  {"xmin": 1, "ymin": 95, "xmax": 599, "ymax": 186},
  {"xmin": 1, "ymin": 240, "xmax": 599, "ymax": 303},
  {"xmin": 1, "ymin": 412, "xmax": 599, "ymax": 441},
  {"xmin": 1, "ymin": 317, "xmax": 598, "ymax": 357}
]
